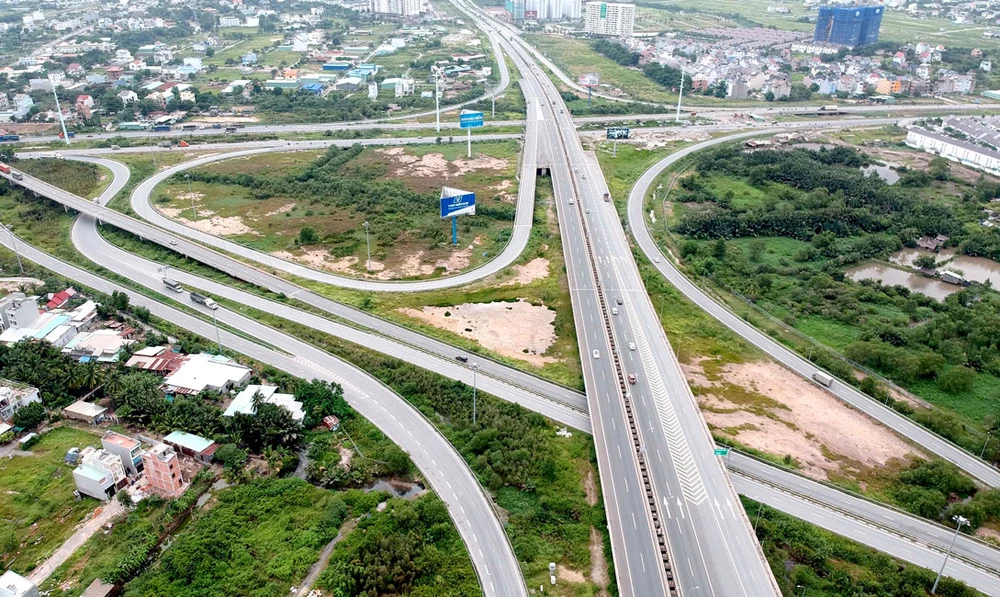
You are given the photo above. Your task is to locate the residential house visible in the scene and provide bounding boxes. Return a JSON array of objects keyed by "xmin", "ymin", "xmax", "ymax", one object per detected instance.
[
  {"xmin": 0, "ymin": 380, "xmax": 40, "ymax": 422},
  {"xmin": 84, "ymin": 75, "xmax": 107, "ymax": 85},
  {"xmin": 182, "ymin": 56, "xmax": 203, "ymax": 70},
  {"xmin": 62, "ymin": 400, "xmax": 108, "ymax": 425},
  {"xmin": 0, "ymin": 93, "xmax": 8, "ymax": 110},
  {"xmin": 163, "ymin": 430, "xmax": 218, "ymax": 463},
  {"xmin": 224, "ymin": 385, "xmax": 305, "ymax": 422},
  {"xmin": 106, "ymin": 66, "xmax": 124, "ymax": 81},
  {"xmin": 907, "ymin": 127, "xmax": 1000, "ymax": 177},
  {"xmin": 126, "ymin": 345, "xmax": 186, "ymax": 375},
  {"xmin": 141, "ymin": 443, "xmax": 186, "ymax": 497},
  {"xmin": 67, "ymin": 63, "xmax": 85, "ymax": 77},
  {"xmin": 101, "ymin": 431, "xmax": 143, "ymax": 475},
  {"xmin": 161, "ymin": 353, "xmax": 251, "ymax": 395},
  {"xmin": 46, "ymin": 287, "xmax": 76, "ymax": 309},
  {"xmin": 63, "ymin": 329, "xmax": 133, "ymax": 362},
  {"xmin": 117, "ymin": 90, "xmax": 138, "ymax": 105},
  {"xmin": 75, "ymin": 95, "xmax": 95, "ymax": 119},
  {"xmin": 73, "ymin": 446, "xmax": 127, "ymax": 500},
  {"xmin": 12, "ymin": 94, "xmax": 33, "ymax": 119},
  {"xmin": 0, "ymin": 293, "xmax": 40, "ymax": 331},
  {"xmin": 0, "ymin": 570, "xmax": 39, "ymax": 597}
]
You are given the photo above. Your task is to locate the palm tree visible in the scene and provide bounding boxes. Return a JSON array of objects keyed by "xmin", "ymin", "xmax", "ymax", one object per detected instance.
[{"xmin": 81, "ymin": 361, "xmax": 104, "ymax": 392}]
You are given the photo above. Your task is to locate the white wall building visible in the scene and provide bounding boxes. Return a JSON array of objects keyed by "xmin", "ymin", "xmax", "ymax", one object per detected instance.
[
  {"xmin": 370, "ymin": 0, "xmax": 422, "ymax": 17},
  {"xmin": 584, "ymin": 2, "xmax": 635, "ymax": 37},
  {"xmin": 224, "ymin": 385, "xmax": 305, "ymax": 422},
  {"xmin": 0, "ymin": 380, "xmax": 40, "ymax": 421},
  {"xmin": 0, "ymin": 570, "xmax": 39, "ymax": 597},
  {"xmin": 161, "ymin": 353, "xmax": 251, "ymax": 395},
  {"xmin": 906, "ymin": 127, "xmax": 1000, "ymax": 177},
  {"xmin": 0, "ymin": 293, "xmax": 40, "ymax": 331}
]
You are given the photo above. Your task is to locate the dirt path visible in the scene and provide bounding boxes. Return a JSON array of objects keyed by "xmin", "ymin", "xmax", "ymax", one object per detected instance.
[
  {"xmin": 28, "ymin": 499, "xmax": 125, "ymax": 585},
  {"xmin": 293, "ymin": 518, "xmax": 358, "ymax": 597}
]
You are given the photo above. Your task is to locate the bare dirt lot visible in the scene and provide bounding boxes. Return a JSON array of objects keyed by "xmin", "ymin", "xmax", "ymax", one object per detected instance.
[
  {"xmin": 398, "ymin": 299, "xmax": 558, "ymax": 366},
  {"xmin": 686, "ymin": 359, "xmax": 922, "ymax": 481},
  {"xmin": 500, "ymin": 257, "xmax": 550, "ymax": 286},
  {"xmin": 376, "ymin": 147, "xmax": 509, "ymax": 180}
]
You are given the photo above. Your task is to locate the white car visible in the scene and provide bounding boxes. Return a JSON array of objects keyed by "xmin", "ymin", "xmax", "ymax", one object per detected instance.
[
  {"xmin": 592, "ymin": 349, "xmax": 600, "ymax": 359},
  {"xmin": 653, "ymin": 256, "xmax": 660, "ymax": 263},
  {"xmin": 612, "ymin": 307, "xmax": 618, "ymax": 315},
  {"xmin": 585, "ymin": 208, "xmax": 590, "ymax": 214},
  {"xmin": 168, "ymin": 239, "xmax": 177, "ymax": 246},
  {"xmin": 628, "ymin": 342, "xmax": 636, "ymax": 351},
  {"xmin": 569, "ymin": 199, "xmax": 575, "ymax": 205}
]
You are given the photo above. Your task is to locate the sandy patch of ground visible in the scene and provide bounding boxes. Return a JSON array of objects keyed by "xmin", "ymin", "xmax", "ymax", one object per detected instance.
[
  {"xmin": 272, "ymin": 250, "xmax": 359, "ymax": 272},
  {"xmin": 376, "ymin": 147, "xmax": 509, "ymax": 178},
  {"xmin": 501, "ymin": 258, "xmax": 550, "ymax": 286},
  {"xmin": 687, "ymin": 359, "xmax": 920, "ymax": 481},
  {"xmin": 590, "ymin": 528, "xmax": 610, "ymax": 595},
  {"xmin": 975, "ymin": 526, "xmax": 1000, "ymax": 547},
  {"xmin": 557, "ymin": 565, "xmax": 586, "ymax": 584},
  {"xmin": 338, "ymin": 446, "xmax": 353, "ymax": 469},
  {"xmin": 398, "ymin": 299, "xmax": 558, "ymax": 366},
  {"xmin": 158, "ymin": 206, "xmax": 258, "ymax": 236},
  {"xmin": 583, "ymin": 469, "xmax": 598, "ymax": 507},
  {"xmin": 375, "ymin": 240, "xmax": 477, "ymax": 280},
  {"xmin": 0, "ymin": 277, "xmax": 43, "ymax": 293},
  {"xmin": 264, "ymin": 202, "xmax": 296, "ymax": 217}
]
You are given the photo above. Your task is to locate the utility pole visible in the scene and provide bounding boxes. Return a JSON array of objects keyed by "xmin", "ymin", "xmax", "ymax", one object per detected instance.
[
  {"xmin": 675, "ymin": 69, "xmax": 685, "ymax": 122},
  {"xmin": 185, "ymin": 174, "xmax": 196, "ymax": 219},
  {"xmin": 3, "ymin": 222, "xmax": 24, "ymax": 275},
  {"xmin": 932, "ymin": 515, "xmax": 969, "ymax": 594},
  {"xmin": 362, "ymin": 221, "xmax": 371, "ymax": 271},
  {"xmin": 471, "ymin": 362, "xmax": 479, "ymax": 425},
  {"xmin": 51, "ymin": 83, "xmax": 70, "ymax": 146},
  {"xmin": 981, "ymin": 431, "xmax": 993, "ymax": 458},
  {"xmin": 491, "ymin": 87, "xmax": 496, "ymax": 118},
  {"xmin": 435, "ymin": 70, "xmax": 441, "ymax": 133}
]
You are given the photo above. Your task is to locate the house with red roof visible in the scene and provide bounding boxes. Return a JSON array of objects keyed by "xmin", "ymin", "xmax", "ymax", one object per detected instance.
[{"xmin": 46, "ymin": 287, "xmax": 77, "ymax": 310}]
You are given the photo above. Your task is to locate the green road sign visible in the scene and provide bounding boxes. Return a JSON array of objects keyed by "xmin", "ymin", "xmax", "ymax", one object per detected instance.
[{"xmin": 713, "ymin": 447, "xmax": 730, "ymax": 456}]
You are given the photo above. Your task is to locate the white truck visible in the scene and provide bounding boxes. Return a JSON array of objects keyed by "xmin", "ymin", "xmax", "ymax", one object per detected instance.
[{"xmin": 812, "ymin": 371, "xmax": 834, "ymax": 387}]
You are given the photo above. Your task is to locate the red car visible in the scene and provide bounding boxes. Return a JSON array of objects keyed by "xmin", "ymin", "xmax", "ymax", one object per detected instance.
[{"xmin": 627, "ymin": 373, "xmax": 636, "ymax": 384}]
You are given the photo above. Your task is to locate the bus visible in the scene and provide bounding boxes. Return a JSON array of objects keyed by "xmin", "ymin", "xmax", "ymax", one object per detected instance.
[{"xmin": 162, "ymin": 277, "xmax": 184, "ymax": 293}]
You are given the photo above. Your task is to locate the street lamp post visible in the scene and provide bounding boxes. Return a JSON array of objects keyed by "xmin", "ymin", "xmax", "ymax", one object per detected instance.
[
  {"xmin": 471, "ymin": 362, "xmax": 479, "ymax": 425},
  {"xmin": 795, "ymin": 585, "xmax": 806, "ymax": 597},
  {"xmin": 656, "ymin": 183, "xmax": 665, "ymax": 232},
  {"xmin": 362, "ymin": 221, "xmax": 371, "ymax": 272},
  {"xmin": 981, "ymin": 431, "xmax": 993, "ymax": 459},
  {"xmin": 932, "ymin": 515, "xmax": 969, "ymax": 594},
  {"xmin": 185, "ymin": 174, "xmax": 196, "ymax": 219},
  {"xmin": 211, "ymin": 308, "xmax": 222, "ymax": 355}
]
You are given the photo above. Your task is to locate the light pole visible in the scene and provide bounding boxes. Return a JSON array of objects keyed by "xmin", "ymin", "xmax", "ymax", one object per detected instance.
[
  {"xmin": 211, "ymin": 308, "xmax": 222, "ymax": 355},
  {"xmin": 932, "ymin": 515, "xmax": 969, "ymax": 594},
  {"xmin": 434, "ymin": 70, "xmax": 441, "ymax": 133},
  {"xmin": 3, "ymin": 222, "xmax": 24, "ymax": 276},
  {"xmin": 471, "ymin": 362, "xmax": 479, "ymax": 425},
  {"xmin": 675, "ymin": 69, "xmax": 685, "ymax": 122},
  {"xmin": 185, "ymin": 174, "xmax": 196, "ymax": 219},
  {"xmin": 656, "ymin": 183, "xmax": 665, "ymax": 231},
  {"xmin": 362, "ymin": 221, "xmax": 371, "ymax": 272},
  {"xmin": 795, "ymin": 585, "xmax": 805, "ymax": 597},
  {"xmin": 981, "ymin": 431, "xmax": 993, "ymax": 459}
]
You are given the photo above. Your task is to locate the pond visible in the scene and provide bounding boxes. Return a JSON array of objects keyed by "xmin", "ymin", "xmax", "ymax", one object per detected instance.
[
  {"xmin": 846, "ymin": 263, "xmax": 959, "ymax": 302},
  {"xmin": 364, "ymin": 479, "xmax": 427, "ymax": 500},
  {"xmin": 888, "ymin": 248, "xmax": 1000, "ymax": 287},
  {"xmin": 861, "ymin": 164, "xmax": 900, "ymax": 184}
]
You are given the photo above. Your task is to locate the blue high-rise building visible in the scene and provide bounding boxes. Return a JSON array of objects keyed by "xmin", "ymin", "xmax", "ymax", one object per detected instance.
[{"xmin": 814, "ymin": 4, "xmax": 884, "ymax": 47}]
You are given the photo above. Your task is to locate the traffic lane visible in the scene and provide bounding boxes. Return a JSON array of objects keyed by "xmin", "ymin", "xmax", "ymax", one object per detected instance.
[
  {"xmin": 730, "ymin": 453, "xmax": 1000, "ymax": 574},
  {"xmin": 546, "ymin": 134, "xmax": 669, "ymax": 597},
  {"xmin": 623, "ymin": 124, "xmax": 1000, "ymax": 488},
  {"xmin": 0, "ymin": 229, "xmax": 526, "ymax": 597},
  {"xmin": 733, "ymin": 475, "xmax": 1000, "ymax": 597},
  {"xmin": 574, "ymin": 133, "xmax": 775, "ymax": 596}
]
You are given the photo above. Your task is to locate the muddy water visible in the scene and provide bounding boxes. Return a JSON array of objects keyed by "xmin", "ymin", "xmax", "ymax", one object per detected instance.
[
  {"xmin": 846, "ymin": 263, "xmax": 959, "ymax": 302},
  {"xmin": 888, "ymin": 248, "xmax": 1000, "ymax": 287},
  {"xmin": 861, "ymin": 164, "xmax": 899, "ymax": 184}
]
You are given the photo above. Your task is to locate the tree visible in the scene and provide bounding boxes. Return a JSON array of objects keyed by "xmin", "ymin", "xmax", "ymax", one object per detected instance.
[
  {"xmin": 914, "ymin": 255, "xmax": 937, "ymax": 269},
  {"xmin": 938, "ymin": 366, "xmax": 976, "ymax": 394},
  {"xmin": 748, "ymin": 239, "xmax": 766, "ymax": 262},
  {"xmin": 298, "ymin": 226, "xmax": 318, "ymax": 244},
  {"xmin": 215, "ymin": 443, "xmax": 248, "ymax": 472},
  {"xmin": 12, "ymin": 402, "xmax": 45, "ymax": 429},
  {"xmin": 929, "ymin": 156, "xmax": 951, "ymax": 181}
]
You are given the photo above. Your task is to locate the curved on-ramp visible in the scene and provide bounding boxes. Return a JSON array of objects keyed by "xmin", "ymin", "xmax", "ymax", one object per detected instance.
[
  {"xmin": 5, "ymin": 160, "xmax": 527, "ymax": 597},
  {"xmin": 625, "ymin": 123, "xmax": 1000, "ymax": 488}
]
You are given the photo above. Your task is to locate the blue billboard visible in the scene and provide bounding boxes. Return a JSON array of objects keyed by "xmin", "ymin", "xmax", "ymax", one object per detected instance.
[
  {"xmin": 460, "ymin": 111, "xmax": 484, "ymax": 129},
  {"xmin": 440, "ymin": 192, "xmax": 476, "ymax": 218}
]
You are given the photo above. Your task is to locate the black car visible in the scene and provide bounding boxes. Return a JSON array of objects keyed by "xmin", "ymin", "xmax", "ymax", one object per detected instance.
[
  {"xmin": 616, "ymin": 298, "xmax": 623, "ymax": 305},
  {"xmin": 456, "ymin": 355, "xmax": 469, "ymax": 363}
]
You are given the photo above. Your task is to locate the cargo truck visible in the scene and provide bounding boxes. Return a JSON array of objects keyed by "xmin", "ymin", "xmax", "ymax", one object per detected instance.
[
  {"xmin": 11, "ymin": 172, "xmax": 22, "ymax": 180},
  {"xmin": 812, "ymin": 371, "xmax": 834, "ymax": 387},
  {"xmin": 190, "ymin": 292, "xmax": 218, "ymax": 310},
  {"xmin": 0, "ymin": 163, "xmax": 10, "ymax": 174}
]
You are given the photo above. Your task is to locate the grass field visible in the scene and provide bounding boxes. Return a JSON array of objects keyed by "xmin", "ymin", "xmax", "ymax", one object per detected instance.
[
  {"xmin": 647, "ymin": 0, "xmax": 1000, "ymax": 47},
  {"xmin": 152, "ymin": 141, "xmax": 522, "ymax": 281},
  {"xmin": 0, "ymin": 427, "xmax": 106, "ymax": 575}
]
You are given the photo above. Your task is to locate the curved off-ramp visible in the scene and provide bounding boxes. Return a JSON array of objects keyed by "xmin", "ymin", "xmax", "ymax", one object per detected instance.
[{"xmin": 624, "ymin": 121, "xmax": 1000, "ymax": 489}]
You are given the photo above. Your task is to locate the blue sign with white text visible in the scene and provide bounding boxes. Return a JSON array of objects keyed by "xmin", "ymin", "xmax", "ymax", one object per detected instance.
[
  {"xmin": 440, "ymin": 193, "xmax": 477, "ymax": 218},
  {"xmin": 460, "ymin": 111, "xmax": 484, "ymax": 129}
]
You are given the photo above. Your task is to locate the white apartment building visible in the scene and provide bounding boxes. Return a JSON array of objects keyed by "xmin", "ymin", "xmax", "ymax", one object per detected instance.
[
  {"xmin": 0, "ymin": 380, "xmax": 40, "ymax": 421},
  {"xmin": 370, "ymin": 0, "xmax": 422, "ymax": 17},
  {"xmin": 0, "ymin": 293, "xmax": 40, "ymax": 331},
  {"xmin": 584, "ymin": 2, "xmax": 635, "ymax": 36}
]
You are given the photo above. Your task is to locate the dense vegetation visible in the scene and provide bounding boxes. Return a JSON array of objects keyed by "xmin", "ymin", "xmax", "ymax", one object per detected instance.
[
  {"xmin": 750, "ymin": 496, "xmax": 985, "ymax": 597},
  {"xmin": 670, "ymin": 144, "xmax": 1000, "ymax": 443},
  {"xmin": 318, "ymin": 494, "xmax": 479, "ymax": 597},
  {"xmin": 123, "ymin": 479, "xmax": 347, "ymax": 597},
  {"xmin": 880, "ymin": 459, "xmax": 1000, "ymax": 532}
]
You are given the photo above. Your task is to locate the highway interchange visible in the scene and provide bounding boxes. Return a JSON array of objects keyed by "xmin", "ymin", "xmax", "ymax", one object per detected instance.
[{"xmin": 3, "ymin": 3, "xmax": 1000, "ymax": 595}]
